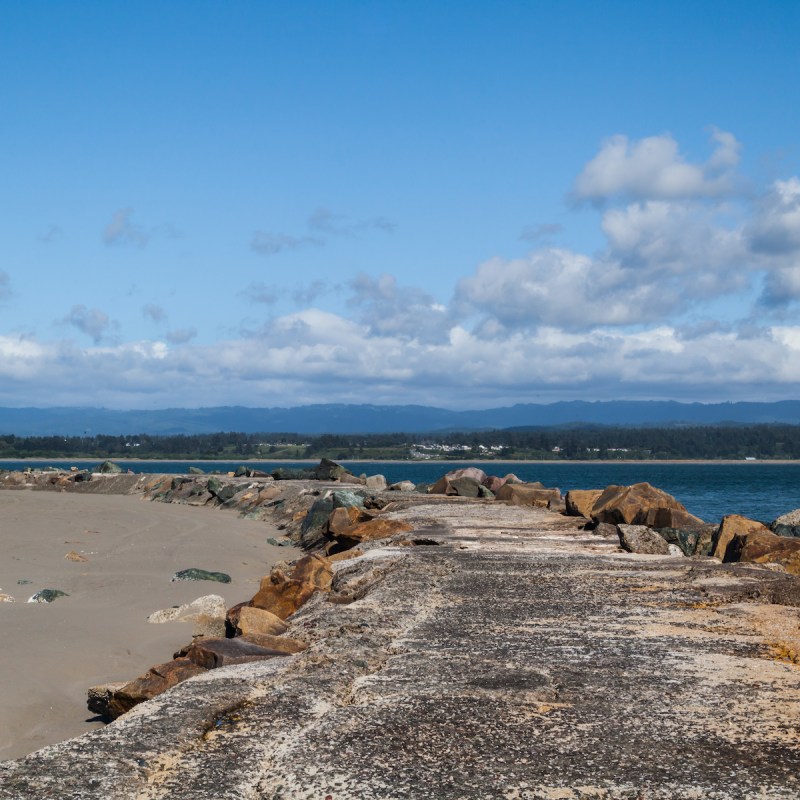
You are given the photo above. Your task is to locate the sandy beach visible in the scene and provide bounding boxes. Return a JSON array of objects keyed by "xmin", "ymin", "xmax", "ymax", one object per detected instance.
[{"xmin": 0, "ymin": 490, "xmax": 296, "ymax": 761}]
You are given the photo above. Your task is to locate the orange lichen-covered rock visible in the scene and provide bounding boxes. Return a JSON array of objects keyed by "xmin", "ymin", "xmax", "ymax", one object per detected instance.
[
  {"xmin": 726, "ymin": 529, "xmax": 800, "ymax": 576},
  {"xmin": 496, "ymin": 484, "xmax": 561, "ymax": 508},
  {"xmin": 334, "ymin": 518, "xmax": 413, "ymax": 545},
  {"xmin": 100, "ymin": 658, "xmax": 206, "ymax": 719},
  {"xmin": 712, "ymin": 514, "xmax": 770, "ymax": 560},
  {"xmin": 565, "ymin": 489, "xmax": 603, "ymax": 518},
  {"xmin": 590, "ymin": 483, "xmax": 704, "ymax": 529},
  {"xmin": 249, "ymin": 554, "xmax": 333, "ymax": 620}
]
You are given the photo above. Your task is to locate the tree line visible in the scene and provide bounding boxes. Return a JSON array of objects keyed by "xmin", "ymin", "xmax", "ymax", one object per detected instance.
[{"xmin": 1, "ymin": 425, "xmax": 800, "ymax": 460}]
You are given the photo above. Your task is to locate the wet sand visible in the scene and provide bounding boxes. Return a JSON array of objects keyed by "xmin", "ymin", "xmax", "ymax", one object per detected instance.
[{"xmin": 0, "ymin": 491, "xmax": 296, "ymax": 761}]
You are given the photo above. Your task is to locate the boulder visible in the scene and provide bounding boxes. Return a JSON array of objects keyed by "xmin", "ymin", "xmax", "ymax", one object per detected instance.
[
  {"xmin": 328, "ymin": 505, "xmax": 370, "ymax": 537},
  {"xmin": 249, "ymin": 554, "xmax": 333, "ymax": 619},
  {"xmin": 448, "ymin": 476, "xmax": 482, "ymax": 498},
  {"xmin": 188, "ymin": 466, "xmax": 204, "ymax": 474},
  {"xmin": 171, "ymin": 568, "xmax": 231, "ymax": 584},
  {"xmin": 96, "ymin": 460, "xmax": 123, "ymax": 474},
  {"xmin": 331, "ymin": 489, "xmax": 366, "ymax": 509},
  {"xmin": 27, "ymin": 588, "xmax": 68, "ymax": 603},
  {"xmin": 565, "ymin": 489, "xmax": 603, "ymax": 518},
  {"xmin": 184, "ymin": 637, "xmax": 285, "ymax": 669},
  {"xmin": 313, "ymin": 458, "xmax": 352, "ymax": 482},
  {"xmin": 727, "ymin": 529, "xmax": 800, "ymax": 576},
  {"xmin": 590, "ymin": 483, "xmax": 704, "ymax": 529},
  {"xmin": 482, "ymin": 475, "xmax": 507, "ymax": 493},
  {"xmin": 365, "ymin": 474, "xmax": 388, "ymax": 491},
  {"xmin": 389, "ymin": 480, "xmax": 416, "ymax": 492},
  {"xmin": 496, "ymin": 484, "xmax": 561, "ymax": 508},
  {"xmin": 64, "ymin": 550, "xmax": 88, "ymax": 562},
  {"xmin": 0, "ymin": 593, "xmax": 15, "ymax": 603},
  {"xmin": 771, "ymin": 508, "xmax": 800, "ymax": 538},
  {"xmin": 332, "ymin": 518, "xmax": 414, "ymax": 547},
  {"xmin": 430, "ymin": 468, "xmax": 488, "ymax": 496},
  {"xmin": 234, "ymin": 605, "xmax": 289, "ymax": 637},
  {"xmin": 147, "ymin": 595, "xmax": 227, "ymax": 624},
  {"xmin": 239, "ymin": 633, "xmax": 308, "ymax": 654},
  {"xmin": 712, "ymin": 514, "xmax": 770, "ymax": 560},
  {"xmin": 300, "ymin": 496, "xmax": 335, "ymax": 550},
  {"xmin": 98, "ymin": 658, "xmax": 206, "ymax": 719},
  {"xmin": 617, "ymin": 525, "xmax": 672, "ymax": 556},
  {"xmin": 477, "ymin": 485, "xmax": 495, "ymax": 500}
]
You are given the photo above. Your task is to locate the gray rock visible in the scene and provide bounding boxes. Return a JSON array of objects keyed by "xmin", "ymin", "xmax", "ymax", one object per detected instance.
[
  {"xmin": 365, "ymin": 474, "xmax": 388, "ymax": 491},
  {"xmin": 188, "ymin": 466, "xmax": 204, "ymax": 475},
  {"xmin": 147, "ymin": 595, "xmax": 227, "ymax": 624},
  {"xmin": 300, "ymin": 496, "xmax": 334, "ymax": 549},
  {"xmin": 95, "ymin": 460, "xmax": 123, "ymax": 474},
  {"xmin": 27, "ymin": 588, "xmax": 69, "ymax": 603},
  {"xmin": 171, "ymin": 569, "xmax": 231, "ymax": 584},
  {"xmin": 477, "ymin": 485, "xmax": 495, "ymax": 499},
  {"xmin": 390, "ymin": 480, "xmax": 417, "ymax": 492},
  {"xmin": 616, "ymin": 524, "xmax": 671, "ymax": 555},
  {"xmin": 331, "ymin": 489, "xmax": 366, "ymax": 509},
  {"xmin": 772, "ymin": 508, "xmax": 800, "ymax": 537}
]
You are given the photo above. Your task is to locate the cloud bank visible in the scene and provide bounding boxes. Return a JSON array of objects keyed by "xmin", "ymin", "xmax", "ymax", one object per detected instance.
[{"xmin": 4, "ymin": 129, "xmax": 800, "ymax": 408}]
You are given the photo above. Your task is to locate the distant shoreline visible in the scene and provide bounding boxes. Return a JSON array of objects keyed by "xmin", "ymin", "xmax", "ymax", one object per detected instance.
[{"xmin": 1, "ymin": 458, "xmax": 799, "ymax": 466}]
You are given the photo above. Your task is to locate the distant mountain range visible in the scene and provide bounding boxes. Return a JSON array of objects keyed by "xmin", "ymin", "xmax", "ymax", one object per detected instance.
[{"xmin": 0, "ymin": 401, "xmax": 799, "ymax": 436}]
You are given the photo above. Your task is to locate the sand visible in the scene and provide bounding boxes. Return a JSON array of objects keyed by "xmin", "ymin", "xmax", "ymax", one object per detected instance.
[{"xmin": 0, "ymin": 490, "xmax": 297, "ymax": 761}]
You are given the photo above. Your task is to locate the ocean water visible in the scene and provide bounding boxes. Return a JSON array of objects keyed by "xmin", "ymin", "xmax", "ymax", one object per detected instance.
[{"xmin": 2, "ymin": 459, "xmax": 799, "ymax": 524}]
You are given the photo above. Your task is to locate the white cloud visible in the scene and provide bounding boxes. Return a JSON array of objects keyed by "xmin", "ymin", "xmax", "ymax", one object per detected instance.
[
  {"xmin": 573, "ymin": 129, "xmax": 741, "ymax": 202},
  {"xmin": 347, "ymin": 273, "xmax": 450, "ymax": 342}
]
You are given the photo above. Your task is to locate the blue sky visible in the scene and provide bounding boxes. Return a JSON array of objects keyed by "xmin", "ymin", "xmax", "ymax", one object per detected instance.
[{"xmin": 1, "ymin": 1, "xmax": 800, "ymax": 409}]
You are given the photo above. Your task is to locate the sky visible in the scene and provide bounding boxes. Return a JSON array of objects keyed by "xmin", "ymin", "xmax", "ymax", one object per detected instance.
[{"xmin": 1, "ymin": 0, "xmax": 800, "ymax": 410}]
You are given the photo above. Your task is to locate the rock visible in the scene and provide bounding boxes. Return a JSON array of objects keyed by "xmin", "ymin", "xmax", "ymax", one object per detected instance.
[
  {"xmin": 271, "ymin": 466, "xmax": 315, "ymax": 480},
  {"xmin": 727, "ymin": 529, "xmax": 800, "ymax": 576},
  {"xmin": 448, "ymin": 476, "xmax": 483, "ymax": 498},
  {"xmin": 548, "ymin": 497, "xmax": 566, "ymax": 513},
  {"xmin": 313, "ymin": 458, "xmax": 352, "ymax": 482},
  {"xmin": 188, "ymin": 466, "xmax": 204, "ymax": 474},
  {"xmin": 482, "ymin": 475, "xmax": 507, "ymax": 493},
  {"xmin": 771, "ymin": 508, "xmax": 800, "ymax": 538},
  {"xmin": 617, "ymin": 524, "xmax": 672, "ymax": 555},
  {"xmin": 64, "ymin": 550, "xmax": 87, "ymax": 562},
  {"xmin": 0, "ymin": 593, "xmax": 15, "ymax": 603},
  {"xmin": 99, "ymin": 658, "xmax": 206, "ymax": 719},
  {"xmin": 589, "ymin": 522, "xmax": 619, "ymax": 538},
  {"xmin": 190, "ymin": 613, "xmax": 227, "ymax": 640},
  {"xmin": 667, "ymin": 544, "xmax": 684, "ymax": 557},
  {"xmin": 171, "ymin": 568, "xmax": 231, "ymax": 584},
  {"xmin": 147, "ymin": 595, "xmax": 227, "ymax": 624},
  {"xmin": 389, "ymin": 480, "xmax": 416, "ymax": 492},
  {"xmin": 234, "ymin": 465, "xmax": 250, "ymax": 477},
  {"xmin": 184, "ymin": 638, "xmax": 285, "ymax": 669},
  {"xmin": 591, "ymin": 483, "xmax": 704, "ymax": 529},
  {"xmin": 477, "ymin": 485, "xmax": 495, "ymax": 499},
  {"xmin": 206, "ymin": 476, "xmax": 222, "ymax": 495},
  {"xmin": 495, "ymin": 483, "xmax": 561, "ymax": 508},
  {"xmin": 239, "ymin": 633, "xmax": 308, "ymax": 654},
  {"xmin": 565, "ymin": 489, "xmax": 604, "ymax": 518},
  {"xmin": 365, "ymin": 474, "xmax": 388, "ymax": 491},
  {"xmin": 27, "ymin": 588, "xmax": 68, "ymax": 603},
  {"xmin": 430, "ymin": 468, "xmax": 488, "ymax": 496},
  {"xmin": 215, "ymin": 484, "xmax": 239, "ymax": 502},
  {"xmin": 86, "ymin": 682, "xmax": 127, "ymax": 718},
  {"xmin": 332, "ymin": 518, "xmax": 414, "ymax": 546},
  {"xmin": 266, "ymin": 536, "xmax": 292, "ymax": 547},
  {"xmin": 235, "ymin": 605, "xmax": 289, "ymax": 637},
  {"xmin": 331, "ymin": 489, "xmax": 366, "ymax": 509},
  {"xmin": 250, "ymin": 554, "xmax": 333, "ymax": 619},
  {"xmin": 712, "ymin": 514, "xmax": 770, "ymax": 560},
  {"xmin": 300, "ymin": 496, "xmax": 335, "ymax": 550},
  {"xmin": 95, "ymin": 460, "xmax": 123, "ymax": 474},
  {"xmin": 16, "ymin": 578, "xmax": 32, "ymax": 585},
  {"xmin": 328, "ymin": 505, "xmax": 369, "ymax": 536}
]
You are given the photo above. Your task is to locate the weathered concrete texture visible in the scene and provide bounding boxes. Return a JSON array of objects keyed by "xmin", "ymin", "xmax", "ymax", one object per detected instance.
[{"xmin": 2, "ymin": 499, "xmax": 800, "ymax": 799}]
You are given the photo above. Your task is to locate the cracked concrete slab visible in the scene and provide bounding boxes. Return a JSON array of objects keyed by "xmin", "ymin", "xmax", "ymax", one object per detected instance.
[{"xmin": 1, "ymin": 497, "xmax": 799, "ymax": 799}]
